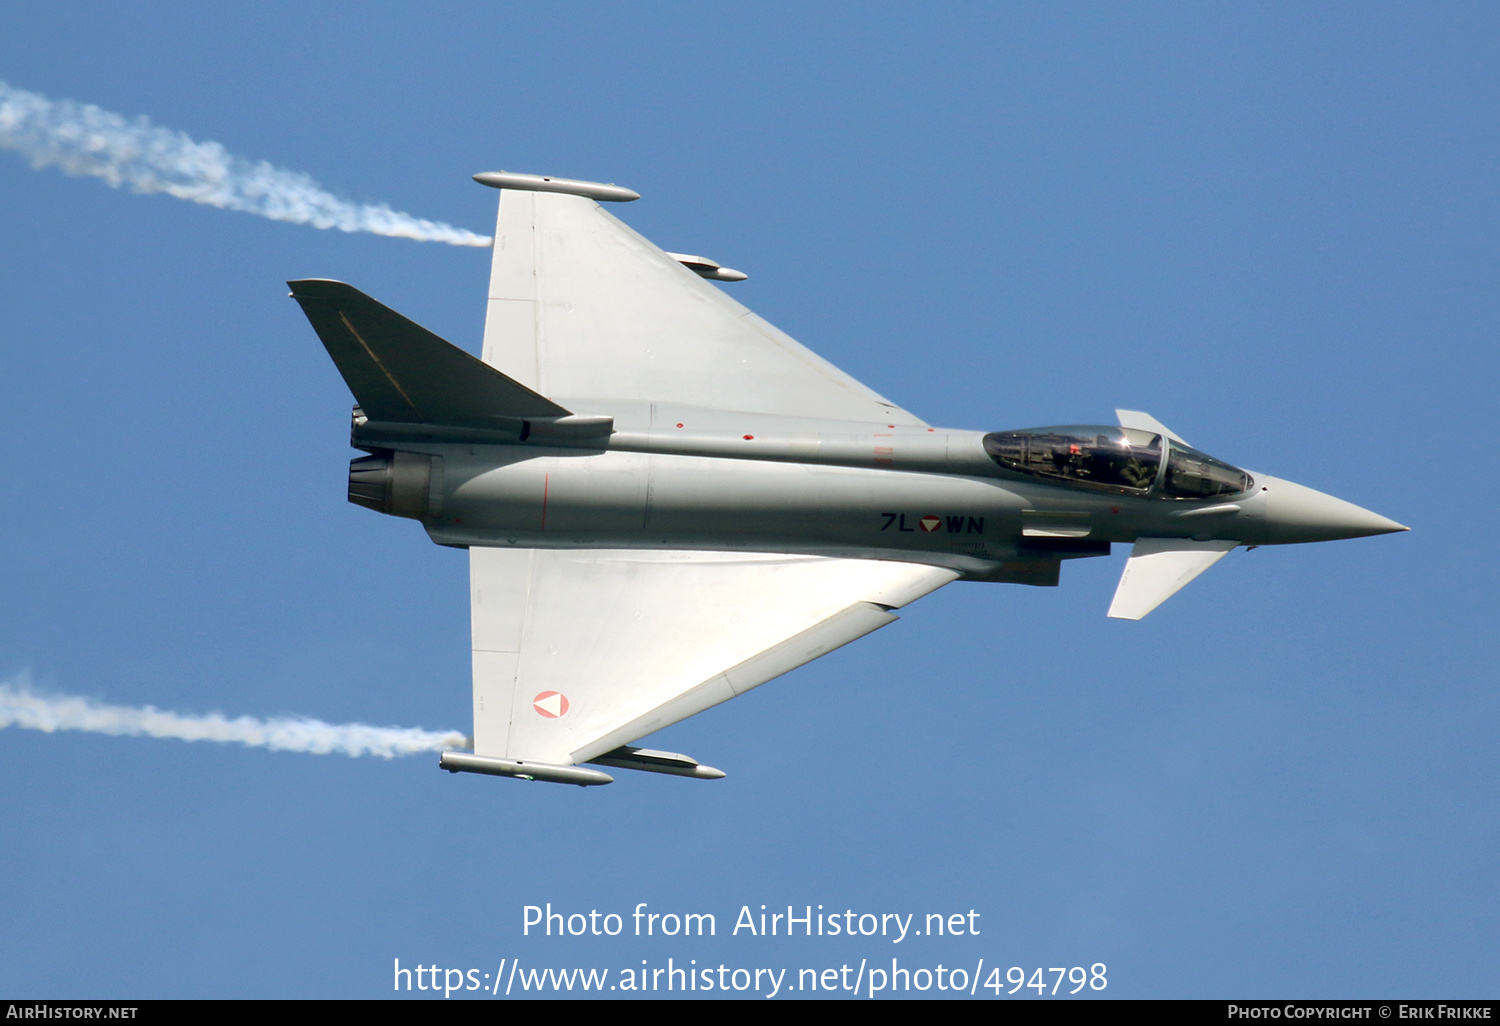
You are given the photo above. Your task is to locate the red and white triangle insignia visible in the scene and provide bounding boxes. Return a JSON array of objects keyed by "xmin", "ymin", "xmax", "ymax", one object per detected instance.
[{"xmin": 532, "ymin": 691, "xmax": 569, "ymax": 718}]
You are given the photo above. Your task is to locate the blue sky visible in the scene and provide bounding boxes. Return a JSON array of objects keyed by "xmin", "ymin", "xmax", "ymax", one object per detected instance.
[{"xmin": 0, "ymin": 3, "xmax": 1495, "ymax": 999}]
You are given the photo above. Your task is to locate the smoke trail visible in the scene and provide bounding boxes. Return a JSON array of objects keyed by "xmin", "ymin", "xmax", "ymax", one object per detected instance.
[
  {"xmin": 0, "ymin": 678, "xmax": 468, "ymax": 759},
  {"xmin": 0, "ymin": 81, "xmax": 491, "ymax": 247}
]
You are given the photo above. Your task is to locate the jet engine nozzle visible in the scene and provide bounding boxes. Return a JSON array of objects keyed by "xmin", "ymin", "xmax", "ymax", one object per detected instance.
[
  {"xmin": 1258, "ymin": 475, "xmax": 1407, "ymax": 544},
  {"xmin": 348, "ymin": 449, "xmax": 440, "ymax": 520}
]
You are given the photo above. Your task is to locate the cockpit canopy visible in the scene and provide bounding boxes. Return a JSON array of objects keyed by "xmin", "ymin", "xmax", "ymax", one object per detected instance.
[{"xmin": 982, "ymin": 426, "xmax": 1252, "ymax": 500}]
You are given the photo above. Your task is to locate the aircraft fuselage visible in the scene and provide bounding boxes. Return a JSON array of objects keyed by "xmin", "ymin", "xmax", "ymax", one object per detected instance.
[{"xmin": 347, "ymin": 402, "xmax": 1396, "ymax": 582}]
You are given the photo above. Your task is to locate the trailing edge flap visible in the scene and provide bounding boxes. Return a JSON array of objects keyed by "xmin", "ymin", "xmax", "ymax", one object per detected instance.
[
  {"xmin": 468, "ymin": 549, "xmax": 958, "ymax": 766},
  {"xmin": 1107, "ymin": 538, "xmax": 1237, "ymax": 620},
  {"xmin": 289, "ymin": 279, "xmax": 570, "ymax": 427}
]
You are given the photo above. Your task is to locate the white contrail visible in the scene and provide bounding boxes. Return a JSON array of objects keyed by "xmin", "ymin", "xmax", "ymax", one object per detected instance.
[
  {"xmin": 0, "ymin": 81, "xmax": 492, "ymax": 247},
  {"xmin": 0, "ymin": 678, "xmax": 468, "ymax": 760}
]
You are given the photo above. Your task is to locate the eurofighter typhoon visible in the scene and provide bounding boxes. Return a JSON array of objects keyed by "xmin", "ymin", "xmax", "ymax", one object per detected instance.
[{"xmin": 289, "ymin": 172, "xmax": 1406, "ymax": 786}]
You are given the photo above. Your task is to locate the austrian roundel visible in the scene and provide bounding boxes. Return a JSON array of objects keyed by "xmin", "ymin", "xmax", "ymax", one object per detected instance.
[{"xmin": 532, "ymin": 691, "xmax": 570, "ymax": 718}]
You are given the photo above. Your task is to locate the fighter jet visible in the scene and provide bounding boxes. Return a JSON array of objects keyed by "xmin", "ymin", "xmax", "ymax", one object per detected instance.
[{"xmin": 289, "ymin": 171, "xmax": 1406, "ymax": 786}]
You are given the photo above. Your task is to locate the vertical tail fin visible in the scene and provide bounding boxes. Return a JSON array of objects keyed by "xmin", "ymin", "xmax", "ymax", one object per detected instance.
[{"xmin": 289, "ymin": 279, "xmax": 569, "ymax": 426}]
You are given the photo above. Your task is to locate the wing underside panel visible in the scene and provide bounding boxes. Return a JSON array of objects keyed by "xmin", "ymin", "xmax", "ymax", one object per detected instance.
[
  {"xmin": 481, "ymin": 190, "xmax": 926, "ymax": 425},
  {"xmin": 469, "ymin": 547, "xmax": 956, "ymax": 766}
]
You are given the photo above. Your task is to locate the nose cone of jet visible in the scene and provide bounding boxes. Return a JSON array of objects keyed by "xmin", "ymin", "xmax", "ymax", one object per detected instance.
[{"xmin": 1258, "ymin": 476, "xmax": 1409, "ymax": 544}]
